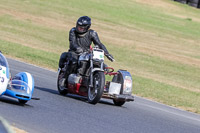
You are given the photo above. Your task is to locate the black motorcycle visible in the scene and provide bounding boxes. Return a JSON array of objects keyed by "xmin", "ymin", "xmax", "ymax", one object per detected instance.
[{"xmin": 57, "ymin": 46, "xmax": 134, "ymax": 105}]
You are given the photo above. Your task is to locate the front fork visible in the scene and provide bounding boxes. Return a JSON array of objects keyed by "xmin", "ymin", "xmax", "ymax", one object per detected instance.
[
  {"xmin": 89, "ymin": 59, "xmax": 93, "ymax": 87},
  {"xmin": 89, "ymin": 61, "xmax": 104, "ymax": 88}
]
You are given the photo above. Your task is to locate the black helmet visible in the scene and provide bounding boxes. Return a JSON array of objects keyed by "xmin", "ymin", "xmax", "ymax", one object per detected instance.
[{"xmin": 76, "ymin": 16, "xmax": 91, "ymax": 34}]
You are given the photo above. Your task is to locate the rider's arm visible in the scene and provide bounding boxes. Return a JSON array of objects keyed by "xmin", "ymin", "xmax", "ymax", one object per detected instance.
[
  {"xmin": 90, "ymin": 30, "xmax": 114, "ymax": 62},
  {"xmin": 90, "ymin": 30, "xmax": 109, "ymax": 55},
  {"xmin": 69, "ymin": 28, "xmax": 81, "ymax": 51}
]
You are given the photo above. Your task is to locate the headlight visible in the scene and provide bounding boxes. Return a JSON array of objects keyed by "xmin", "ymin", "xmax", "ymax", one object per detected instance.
[{"xmin": 123, "ymin": 76, "xmax": 132, "ymax": 94}]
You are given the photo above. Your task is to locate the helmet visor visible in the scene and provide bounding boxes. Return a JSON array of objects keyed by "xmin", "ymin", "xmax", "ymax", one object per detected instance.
[{"xmin": 77, "ymin": 25, "xmax": 87, "ymax": 33}]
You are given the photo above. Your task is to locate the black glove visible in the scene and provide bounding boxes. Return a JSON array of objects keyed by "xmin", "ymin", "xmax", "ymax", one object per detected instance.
[
  {"xmin": 106, "ymin": 54, "xmax": 114, "ymax": 62},
  {"xmin": 75, "ymin": 47, "xmax": 83, "ymax": 54}
]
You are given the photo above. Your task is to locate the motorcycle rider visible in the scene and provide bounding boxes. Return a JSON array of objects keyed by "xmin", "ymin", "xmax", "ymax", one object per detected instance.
[{"xmin": 59, "ymin": 16, "xmax": 114, "ymax": 85}]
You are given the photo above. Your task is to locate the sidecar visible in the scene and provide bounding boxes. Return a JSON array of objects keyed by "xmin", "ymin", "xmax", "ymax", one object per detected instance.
[
  {"xmin": 0, "ymin": 53, "xmax": 34, "ymax": 104},
  {"xmin": 103, "ymin": 68, "xmax": 134, "ymax": 106}
]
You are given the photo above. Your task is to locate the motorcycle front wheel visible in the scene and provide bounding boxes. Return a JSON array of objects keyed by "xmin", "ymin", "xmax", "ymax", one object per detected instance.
[{"xmin": 88, "ymin": 71, "xmax": 105, "ymax": 104}]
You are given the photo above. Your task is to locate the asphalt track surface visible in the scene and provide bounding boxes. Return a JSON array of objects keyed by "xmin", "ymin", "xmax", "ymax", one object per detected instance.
[{"xmin": 0, "ymin": 58, "xmax": 200, "ymax": 133}]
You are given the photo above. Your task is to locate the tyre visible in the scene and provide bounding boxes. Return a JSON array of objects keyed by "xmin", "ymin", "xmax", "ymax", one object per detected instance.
[
  {"xmin": 18, "ymin": 99, "xmax": 28, "ymax": 104},
  {"xmin": 113, "ymin": 100, "xmax": 125, "ymax": 106},
  {"xmin": 88, "ymin": 72, "xmax": 105, "ymax": 104},
  {"xmin": 57, "ymin": 71, "xmax": 68, "ymax": 95}
]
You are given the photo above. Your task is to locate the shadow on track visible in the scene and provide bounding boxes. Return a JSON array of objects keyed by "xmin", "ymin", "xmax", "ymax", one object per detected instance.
[
  {"xmin": 63, "ymin": 94, "xmax": 117, "ymax": 106},
  {"xmin": 35, "ymin": 86, "xmax": 59, "ymax": 95},
  {"xmin": 35, "ymin": 86, "xmax": 124, "ymax": 107},
  {"xmin": 0, "ymin": 96, "xmax": 33, "ymax": 107}
]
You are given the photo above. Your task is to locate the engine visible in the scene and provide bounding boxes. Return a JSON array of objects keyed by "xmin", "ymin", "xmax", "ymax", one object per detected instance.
[{"xmin": 68, "ymin": 74, "xmax": 81, "ymax": 85}]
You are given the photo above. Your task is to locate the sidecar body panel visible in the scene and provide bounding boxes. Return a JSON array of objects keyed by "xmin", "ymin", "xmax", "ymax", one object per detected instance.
[
  {"xmin": 5, "ymin": 72, "xmax": 34, "ymax": 101},
  {"xmin": 0, "ymin": 53, "xmax": 35, "ymax": 102},
  {"xmin": 103, "ymin": 69, "xmax": 134, "ymax": 102}
]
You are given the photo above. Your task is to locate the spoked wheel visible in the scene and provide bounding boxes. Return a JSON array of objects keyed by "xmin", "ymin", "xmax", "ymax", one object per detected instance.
[
  {"xmin": 88, "ymin": 72, "xmax": 105, "ymax": 104},
  {"xmin": 113, "ymin": 100, "xmax": 125, "ymax": 106},
  {"xmin": 18, "ymin": 99, "xmax": 28, "ymax": 104},
  {"xmin": 57, "ymin": 71, "xmax": 68, "ymax": 95}
]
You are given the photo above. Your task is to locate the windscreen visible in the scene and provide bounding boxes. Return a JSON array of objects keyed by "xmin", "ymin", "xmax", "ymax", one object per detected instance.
[
  {"xmin": 8, "ymin": 80, "xmax": 31, "ymax": 95},
  {"xmin": 0, "ymin": 53, "xmax": 9, "ymax": 68}
]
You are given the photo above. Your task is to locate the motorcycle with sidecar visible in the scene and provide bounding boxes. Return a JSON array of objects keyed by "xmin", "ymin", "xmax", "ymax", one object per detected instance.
[{"xmin": 57, "ymin": 46, "xmax": 134, "ymax": 106}]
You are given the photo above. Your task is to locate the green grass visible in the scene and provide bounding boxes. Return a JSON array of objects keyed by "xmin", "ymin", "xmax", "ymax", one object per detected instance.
[
  {"xmin": 134, "ymin": 75, "xmax": 200, "ymax": 113},
  {"xmin": 0, "ymin": 14, "xmax": 66, "ymax": 53},
  {"xmin": 0, "ymin": 40, "xmax": 59, "ymax": 68},
  {"xmin": 0, "ymin": 0, "xmax": 200, "ymax": 113}
]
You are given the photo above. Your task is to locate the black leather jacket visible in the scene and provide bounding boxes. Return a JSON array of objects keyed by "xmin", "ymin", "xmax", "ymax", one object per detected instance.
[{"xmin": 69, "ymin": 27, "xmax": 109, "ymax": 55}]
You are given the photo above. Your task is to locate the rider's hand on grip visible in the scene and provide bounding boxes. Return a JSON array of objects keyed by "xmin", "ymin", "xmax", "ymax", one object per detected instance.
[{"xmin": 106, "ymin": 54, "xmax": 115, "ymax": 62}]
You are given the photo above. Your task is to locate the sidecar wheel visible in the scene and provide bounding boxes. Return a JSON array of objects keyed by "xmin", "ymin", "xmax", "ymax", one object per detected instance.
[
  {"xmin": 88, "ymin": 72, "xmax": 105, "ymax": 104},
  {"xmin": 18, "ymin": 99, "xmax": 28, "ymax": 104},
  {"xmin": 57, "ymin": 71, "xmax": 68, "ymax": 95},
  {"xmin": 113, "ymin": 100, "xmax": 125, "ymax": 106}
]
